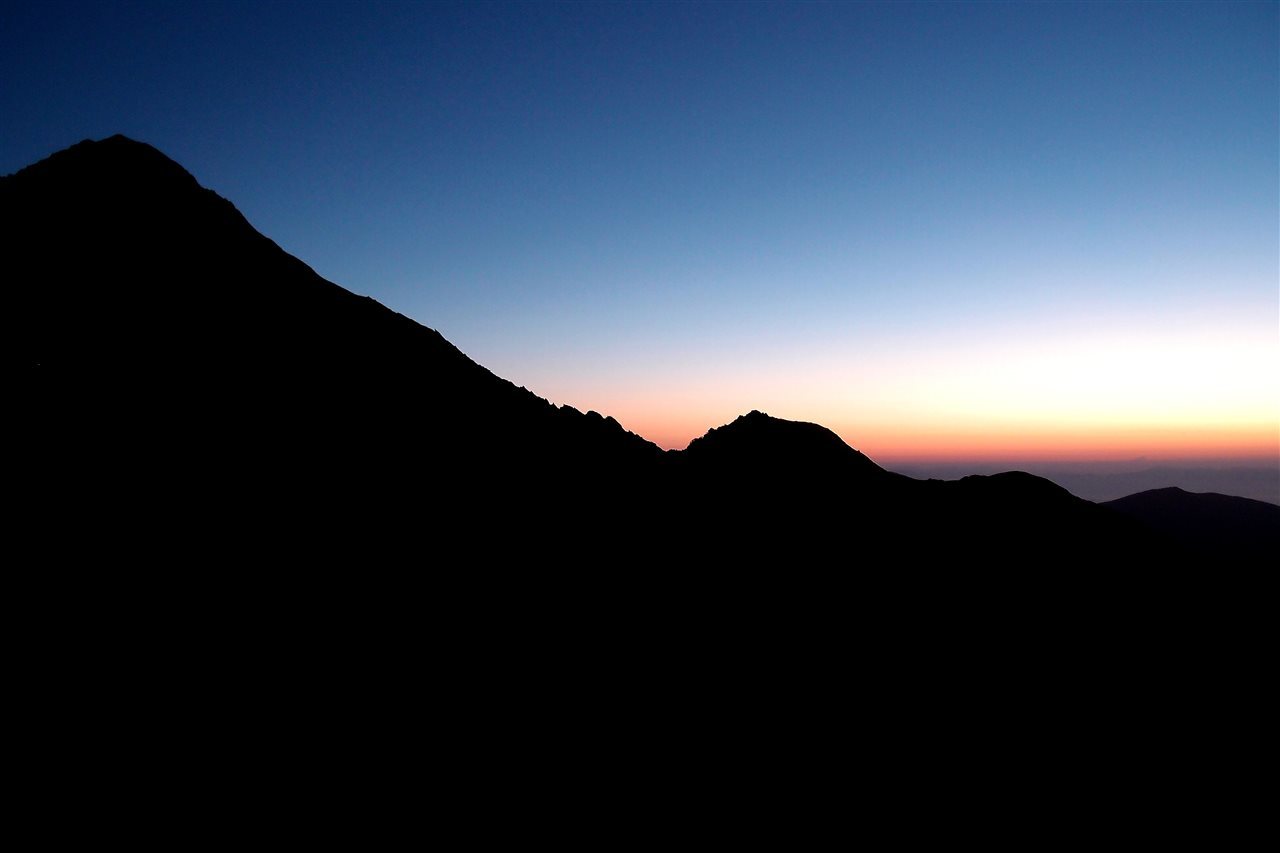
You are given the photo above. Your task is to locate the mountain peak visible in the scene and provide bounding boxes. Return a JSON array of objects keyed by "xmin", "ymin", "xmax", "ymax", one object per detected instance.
[
  {"xmin": 5, "ymin": 134, "xmax": 199, "ymax": 192},
  {"xmin": 682, "ymin": 409, "xmax": 887, "ymax": 481},
  {"xmin": 8, "ymin": 134, "xmax": 668, "ymax": 524},
  {"xmin": 77, "ymin": 133, "xmax": 147, "ymax": 149}
]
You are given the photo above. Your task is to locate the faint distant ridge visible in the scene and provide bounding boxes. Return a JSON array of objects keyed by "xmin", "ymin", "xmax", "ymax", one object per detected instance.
[
  {"xmin": 907, "ymin": 462, "xmax": 1280, "ymax": 506},
  {"xmin": 4, "ymin": 134, "xmax": 1261, "ymax": 562},
  {"xmin": 1103, "ymin": 488, "xmax": 1280, "ymax": 559}
]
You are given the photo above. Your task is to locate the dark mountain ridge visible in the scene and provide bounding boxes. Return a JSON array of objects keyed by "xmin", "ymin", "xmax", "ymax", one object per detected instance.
[
  {"xmin": 12, "ymin": 139, "xmax": 1266, "ymax": 788},
  {"xmin": 683, "ymin": 410, "xmax": 891, "ymax": 480},
  {"xmin": 8, "ymin": 136, "xmax": 661, "ymax": 522},
  {"xmin": 8, "ymin": 136, "xmax": 1267, "ymax": 561}
]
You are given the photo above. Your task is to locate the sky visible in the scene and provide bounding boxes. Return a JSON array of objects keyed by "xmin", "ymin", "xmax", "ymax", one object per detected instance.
[{"xmin": 3, "ymin": 0, "xmax": 1277, "ymax": 470}]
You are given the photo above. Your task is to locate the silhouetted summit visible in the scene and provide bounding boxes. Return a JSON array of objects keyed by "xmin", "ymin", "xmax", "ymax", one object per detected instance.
[
  {"xmin": 683, "ymin": 410, "xmax": 889, "ymax": 481},
  {"xmin": 5, "ymin": 136, "xmax": 1257, "ymax": 561}
]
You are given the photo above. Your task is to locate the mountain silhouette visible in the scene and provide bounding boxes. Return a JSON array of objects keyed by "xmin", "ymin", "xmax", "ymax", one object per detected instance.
[
  {"xmin": 12, "ymin": 138, "xmax": 1259, "ymax": 788},
  {"xmin": 7, "ymin": 135, "xmax": 663, "ymax": 550},
  {"xmin": 682, "ymin": 410, "xmax": 892, "ymax": 480},
  {"xmin": 6, "ymin": 135, "xmax": 1260, "ymax": 563},
  {"xmin": 1103, "ymin": 487, "xmax": 1279, "ymax": 559}
]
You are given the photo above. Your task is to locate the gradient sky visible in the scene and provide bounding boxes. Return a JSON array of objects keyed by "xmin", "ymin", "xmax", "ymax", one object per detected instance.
[{"xmin": 4, "ymin": 0, "xmax": 1277, "ymax": 463}]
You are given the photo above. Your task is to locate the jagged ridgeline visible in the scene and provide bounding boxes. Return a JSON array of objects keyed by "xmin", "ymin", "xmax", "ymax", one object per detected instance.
[{"xmin": 7, "ymin": 137, "xmax": 1275, "ymax": 561}]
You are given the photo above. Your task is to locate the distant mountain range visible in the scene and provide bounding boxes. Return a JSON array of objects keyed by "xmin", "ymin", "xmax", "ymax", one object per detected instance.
[
  {"xmin": 892, "ymin": 460, "xmax": 1279, "ymax": 505},
  {"xmin": 8, "ymin": 136, "xmax": 1277, "ymax": 563}
]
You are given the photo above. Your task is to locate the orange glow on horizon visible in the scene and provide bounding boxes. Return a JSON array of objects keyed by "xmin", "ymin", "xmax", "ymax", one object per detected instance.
[
  {"xmin": 538, "ymin": 320, "xmax": 1279, "ymax": 466},
  {"xmin": 608, "ymin": 410, "xmax": 1277, "ymax": 463},
  {"xmin": 855, "ymin": 423, "xmax": 1279, "ymax": 464}
]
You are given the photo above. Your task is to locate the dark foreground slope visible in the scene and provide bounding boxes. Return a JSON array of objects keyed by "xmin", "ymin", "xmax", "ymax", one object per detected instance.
[
  {"xmin": 3, "ymin": 135, "xmax": 1203, "ymax": 563},
  {"xmin": 12, "ymin": 139, "xmax": 1256, "ymax": 797}
]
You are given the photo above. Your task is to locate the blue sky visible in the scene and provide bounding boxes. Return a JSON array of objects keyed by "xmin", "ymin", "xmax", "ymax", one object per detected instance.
[{"xmin": 3, "ymin": 1, "xmax": 1276, "ymax": 456}]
